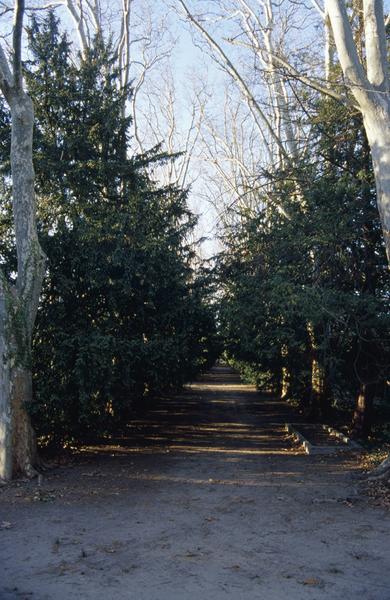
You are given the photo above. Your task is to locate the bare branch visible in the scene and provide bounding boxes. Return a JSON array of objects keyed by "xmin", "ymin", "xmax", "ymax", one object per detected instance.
[
  {"xmin": 266, "ymin": 47, "xmax": 350, "ymax": 104},
  {"xmin": 13, "ymin": 0, "xmax": 24, "ymax": 91},
  {"xmin": 177, "ymin": 0, "xmax": 288, "ymax": 162},
  {"xmin": 325, "ymin": 0, "xmax": 370, "ymax": 107},
  {"xmin": 64, "ymin": 0, "xmax": 89, "ymax": 57},
  {"xmin": 117, "ymin": 0, "xmax": 132, "ymax": 92},
  {"xmin": 363, "ymin": 0, "xmax": 389, "ymax": 91},
  {"xmin": 0, "ymin": 43, "xmax": 13, "ymax": 99},
  {"xmin": 310, "ymin": 0, "xmax": 325, "ymax": 18}
]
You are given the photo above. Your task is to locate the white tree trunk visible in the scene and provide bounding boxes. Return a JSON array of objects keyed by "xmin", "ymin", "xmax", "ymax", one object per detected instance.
[
  {"xmin": 0, "ymin": 94, "xmax": 45, "ymax": 480},
  {"xmin": 0, "ymin": 2, "xmax": 46, "ymax": 479},
  {"xmin": 324, "ymin": 11, "xmax": 334, "ymax": 83},
  {"xmin": 362, "ymin": 104, "xmax": 390, "ymax": 260},
  {"xmin": 0, "ymin": 282, "xmax": 13, "ymax": 480},
  {"xmin": 0, "ymin": 296, "xmax": 39, "ymax": 480}
]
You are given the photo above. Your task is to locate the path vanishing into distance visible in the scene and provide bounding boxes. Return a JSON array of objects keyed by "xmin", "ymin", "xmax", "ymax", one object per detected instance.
[{"xmin": 1, "ymin": 367, "xmax": 390, "ymax": 599}]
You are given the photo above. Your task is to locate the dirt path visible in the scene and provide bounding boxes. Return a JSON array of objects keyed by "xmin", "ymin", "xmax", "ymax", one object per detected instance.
[{"xmin": 1, "ymin": 367, "xmax": 390, "ymax": 599}]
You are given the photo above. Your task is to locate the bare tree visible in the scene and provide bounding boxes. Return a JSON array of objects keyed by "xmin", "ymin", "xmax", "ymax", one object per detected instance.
[
  {"xmin": 179, "ymin": 0, "xmax": 390, "ymax": 262},
  {"xmin": 176, "ymin": 1, "xmax": 321, "ymax": 167},
  {"xmin": 197, "ymin": 86, "xmax": 265, "ymax": 223},
  {"xmin": 135, "ymin": 71, "xmax": 207, "ymax": 187},
  {"xmin": 174, "ymin": 0, "xmax": 318, "ymax": 234},
  {"xmin": 56, "ymin": 0, "xmax": 175, "ymax": 119},
  {"xmin": 177, "ymin": 0, "xmax": 291, "ymax": 166},
  {"xmin": 0, "ymin": 0, "xmax": 46, "ymax": 480}
]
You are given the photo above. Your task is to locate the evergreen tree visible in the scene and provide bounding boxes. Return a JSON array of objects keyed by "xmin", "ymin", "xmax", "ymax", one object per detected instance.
[
  {"xmin": 0, "ymin": 13, "xmax": 219, "ymax": 445},
  {"xmin": 218, "ymin": 97, "xmax": 389, "ymax": 437}
]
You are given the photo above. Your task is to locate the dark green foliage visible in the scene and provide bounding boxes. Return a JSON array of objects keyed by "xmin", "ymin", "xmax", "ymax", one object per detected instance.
[
  {"xmin": 0, "ymin": 13, "xmax": 219, "ymax": 445},
  {"xmin": 218, "ymin": 98, "xmax": 389, "ymax": 431}
]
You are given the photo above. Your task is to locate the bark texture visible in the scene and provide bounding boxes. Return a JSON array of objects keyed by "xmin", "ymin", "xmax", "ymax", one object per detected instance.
[
  {"xmin": 0, "ymin": 95, "xmax": 45, "ymax": 479},
  {"xmin": 363, "ymin": 108, "xmax": 390, "ymax": 260},
  {"xmin": 352, "ymin": 381, "xmax": 375, "ymax": 439},
  {"xmin": 0, "ymin": 282, "xmax": 13, "ymax": 480},
  {"xmin": 0, "ymin": 1, "xmax": 46, "ymax": 480}
]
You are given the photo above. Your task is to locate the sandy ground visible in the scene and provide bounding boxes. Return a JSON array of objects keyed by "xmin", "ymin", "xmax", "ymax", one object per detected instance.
[{"xmin": 1, "ymin": 367, "xmax": 390, "ymax": 600}]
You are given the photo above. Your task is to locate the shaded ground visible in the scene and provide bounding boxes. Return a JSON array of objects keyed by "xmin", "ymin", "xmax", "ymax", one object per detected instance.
[{"xmin": 1, "ymin": 367, "xmax": 390, "ymax": 599}]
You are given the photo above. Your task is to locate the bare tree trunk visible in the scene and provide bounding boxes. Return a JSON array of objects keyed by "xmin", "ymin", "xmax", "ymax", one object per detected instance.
[
  {"xmin": 281, "ymin": 366, "xmax": 291, "ymax": 400},
  {"xmin": 0, "ymin": 292, "xmax": 38, "ymax": 478},
  {"xmin": 324, "ymin": 11, "xmax": 335, "ymax": 82},
  {"xmin": 310, "ymin": 355, "xmax": 331, "ymax": 418},
  {"xmin": 0, "ymin": 285, "xmax": 13, "ymax": 480},
  {"xmin": 280, "ymin": 344, "xmax": 291, "ymax": 400},
  {"xmin": 11, "ymin": 368, "xmax": 37, "ymax": 475},
  {"xmin": 352, "ymin": 381, "xmax": 375, "ymax": 438},
  {"xmin": 363, "ymin": 109, "xmax": 390, "ymax": 260},
  {"xmin": 307, "ymin": 322, "xmax": 332, "ymax": 419},
  {"xmin": 0, "ymin": 2, "xmax": 46, "ymax": 480}
]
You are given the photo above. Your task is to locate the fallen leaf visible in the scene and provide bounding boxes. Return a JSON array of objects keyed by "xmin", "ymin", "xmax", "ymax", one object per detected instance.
[{"xmin": 302, "ymin": 578, "xmax": 321, "ymax": 586}]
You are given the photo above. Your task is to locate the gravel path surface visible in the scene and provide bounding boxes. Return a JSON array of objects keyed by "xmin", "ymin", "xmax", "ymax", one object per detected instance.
[{"xmin": 1, "ymin": 367, "xmax": 389, "ymax": 599}]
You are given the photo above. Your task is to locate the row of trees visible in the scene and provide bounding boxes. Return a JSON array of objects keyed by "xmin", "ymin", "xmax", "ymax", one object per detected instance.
[
  {"xmin": 0, "ymin": 8, "xmax": 219, "ymax": 478},
  {"xmin": 177, "ymin": 0, "xmax": 389, "ymax": 442},
  {"xmin": 218, "ymin": 96, "xmax": 389, "ymax": 436},
  {"xmin": 0, "ymin": 0, "xmax": 389, "ymax": 480}
]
